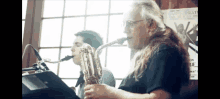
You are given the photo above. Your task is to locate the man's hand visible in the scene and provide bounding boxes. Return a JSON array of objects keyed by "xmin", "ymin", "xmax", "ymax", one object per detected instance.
[{"xmin": 84, "ymin": 84, "xmax": 113, "ymax": 99}]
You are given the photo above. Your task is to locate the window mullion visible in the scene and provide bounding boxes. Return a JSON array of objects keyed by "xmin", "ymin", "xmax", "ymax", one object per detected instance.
[
  {"xmin": 57, "ymin": 0, "xmax": 66, "ymax": 76},
  {"xmin": 84, "ymin": 0, "xmax": 88, "ymax": 30},
  {"xmin": 104, "ymin": 0, "xmax": 112, "ymax": 68}
]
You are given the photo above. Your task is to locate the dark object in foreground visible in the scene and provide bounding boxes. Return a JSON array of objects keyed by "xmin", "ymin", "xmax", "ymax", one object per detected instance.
[{"xmin": 22, "ymin": 71, "xmax": 80, "ymax": 99}]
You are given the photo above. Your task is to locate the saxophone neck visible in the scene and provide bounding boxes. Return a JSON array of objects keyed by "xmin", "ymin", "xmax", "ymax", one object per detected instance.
[
  {"xmin": 44, "ymin": 55, "xmax": 73, "ymax": 63},
  {"xmin": 96, "ymin": 37, "xmax": 128, "ymax": 54},
  {"xmin": 117, "ymin": 37, "xmax": 128, "ymax": 45}
]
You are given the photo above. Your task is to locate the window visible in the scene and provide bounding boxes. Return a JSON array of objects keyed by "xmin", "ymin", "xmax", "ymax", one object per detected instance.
[
  {"xmin": 22, "ymin": 0, "xmax": 28, "ymax": 44},
  {"xmin": 24, "ymin": 0, "xmax": 133, "ymax": 94}
]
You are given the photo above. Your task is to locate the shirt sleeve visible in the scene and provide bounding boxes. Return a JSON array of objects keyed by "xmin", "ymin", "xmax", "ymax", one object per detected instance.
[
  {"xmin": 144, "ymin": 46, "xmax": 182, "ymax": 94},
  {"xmin": 101, "ymin": 67, "xmax": 116, "ymax": 87}
]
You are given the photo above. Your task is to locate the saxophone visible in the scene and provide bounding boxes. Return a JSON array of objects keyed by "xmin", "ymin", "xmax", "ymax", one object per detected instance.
[
  {"xmin": 80, "ymin": 37, "xmax": 128, "ymax": 85},
  {"xmin": 44, "ymin": 37, "xmax": 129, "ymax": 85}
]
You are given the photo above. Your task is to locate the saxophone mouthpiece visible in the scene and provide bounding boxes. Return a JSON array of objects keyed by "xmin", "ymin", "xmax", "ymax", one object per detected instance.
[
  {"xmin": 61, "ymin": 55, "xmax": 74, "ymax": 61},
  {"xmin": 118, "ymin": 37, "xmax": 129, "ymax": 45}
]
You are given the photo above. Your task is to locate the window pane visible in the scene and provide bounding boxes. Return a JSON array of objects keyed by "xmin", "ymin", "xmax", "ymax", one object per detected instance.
[
  {"xmin": 62, "ymin": 79, "xmax": 78, "ymax": 87},
  {"xmin": 22, "ymin": 0, "xmax": 28, "ymax": 19},
  {"xmin": 22, "ymin": 21, "xmax": 25, "ymax": 44},
  {"xmin": 40, "ymin": 19, "xmax": 62, "ymax": 47},
  {"xmin": 86, "ymin": 16, "xmax": 108, "ymax": 44},
  {"xmin": 108, "ymin": 15, "xmax": 128, "ymax": 45},
  {"xmin": 62, "ymin": 17, "xmax": 85, "ymax": 46},
  {"xmin": 61, "ymin": 79, "xmax": 78, "ymax": 94},
  {"xmin": 110, "ymin": 0, "xmax": 133, "ymax": 14},
  {"xmin": 99, "ymin": 48, "xmax": 106, "ymax": 67},
  {"xmin": 87, "ymin": 0, "xmax": 109, "ymax": 15},
  {"xmin": 65, "ymin": 0, "xmax": 86, "ymax": 16},
  {"xmin": 115, "ymin": 79, "xmax": 122, "ymax": 88},
  {"xmin": 59, "ymin": 48, "xmax": 81, "ymax": 78},
  {"xmin": 39, "ymin": 48, "xmax": 59, "ymax": 75},
  {"xmin": 43, "ymin": 0, "xmax": 64, "ymax": 17},
  {"xmin": 106, "ymin": 47, "xmax": 131, "ymax": 78}
]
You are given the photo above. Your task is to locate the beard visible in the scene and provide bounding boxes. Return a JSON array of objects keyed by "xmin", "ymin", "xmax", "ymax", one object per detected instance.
[
  {"xmin": 130, "ymin": 27, "xmax": 150, "ymax": 50},
  {"xmin": 127, "ymin": 37, "xmax": 147, "ymax": 50}
]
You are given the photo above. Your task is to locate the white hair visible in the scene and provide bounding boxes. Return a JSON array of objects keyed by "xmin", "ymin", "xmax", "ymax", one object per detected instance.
[
  {"xmin": 130, "ymin": 0, "xmax": 166, "ymax": 31},
  {"xmin": 126, "ymin": 0, "xmax": 166, "ymax": 76},
  {"xmin": 128, "ymin": 49, "xmax": 142, "ymax": 75},
  {"xmin": 128, "ymin": 46, "xmax": 147, "ymax": 76}
]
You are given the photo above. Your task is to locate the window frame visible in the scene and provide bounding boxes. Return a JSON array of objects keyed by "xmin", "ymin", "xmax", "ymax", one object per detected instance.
[
  {"xmin": 22, "ymin": 0, "xmax": 198, "ymax": 90},
  {"xmin": 22, "ymin": 0, "xmax": 129, "ymax": 88}
]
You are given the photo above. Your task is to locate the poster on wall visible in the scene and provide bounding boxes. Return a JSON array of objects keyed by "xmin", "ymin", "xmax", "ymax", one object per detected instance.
[{"xmin": 162, "ymin": 7, "xmax": 198, "ymax": 80}]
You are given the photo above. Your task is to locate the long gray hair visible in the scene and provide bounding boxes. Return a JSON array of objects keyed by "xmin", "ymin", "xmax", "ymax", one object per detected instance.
[
  {"xmin": 128, "ymin": 0, "xmax": 165, "ymax": 75},
  {"xmin": 130, "ymin": 0, "xmax": 165, "ymax": 31},
  {"xmin": 127, "ymin": 0, "xmax": 190, "ymax": 86}
]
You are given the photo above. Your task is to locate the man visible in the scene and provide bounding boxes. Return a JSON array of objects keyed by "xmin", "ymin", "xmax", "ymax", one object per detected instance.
[
  {"xmin": 70, "ymin": 30, "xmax": 116, "ymax": 99},
  {"xmin": 83, "ymin": 0, "xmax": 190, "ymax": 99}
]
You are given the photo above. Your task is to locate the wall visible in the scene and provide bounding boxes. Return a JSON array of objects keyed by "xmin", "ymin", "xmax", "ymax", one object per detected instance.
[{"xmin": 156, "ymin": 0, "xmax": 198, "ymax": 99}]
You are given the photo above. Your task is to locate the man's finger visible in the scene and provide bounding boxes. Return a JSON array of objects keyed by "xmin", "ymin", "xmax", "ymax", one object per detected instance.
[
  {"xmin": 84, "ymin": 89, "xmax": 94, "ymax": 96},
  {"xmin": 84, "ymin": 94, "xmax": 94, "ymax": 99},
  {"xmin": 84, "ymin": 84, "xmax": 93, "ymax": 90}
]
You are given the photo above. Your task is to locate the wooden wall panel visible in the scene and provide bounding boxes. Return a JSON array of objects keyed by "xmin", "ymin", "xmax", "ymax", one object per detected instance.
[
  {"xmin": 159, "ymin": 0, "xmax": 198, "ymax": 9},
  {"xmin": 22, "ymin": 0, "xmax": 35, "ymax": 69},
  {"xmin": 22, "ymin": 0, "xmax": 44, "ymax": 69}
]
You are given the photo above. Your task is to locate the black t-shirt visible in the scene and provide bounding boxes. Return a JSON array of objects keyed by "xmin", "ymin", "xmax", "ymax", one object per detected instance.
[{"xmin": 118, "ymin": 44, "xmax": 183, "ymax": 98}]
